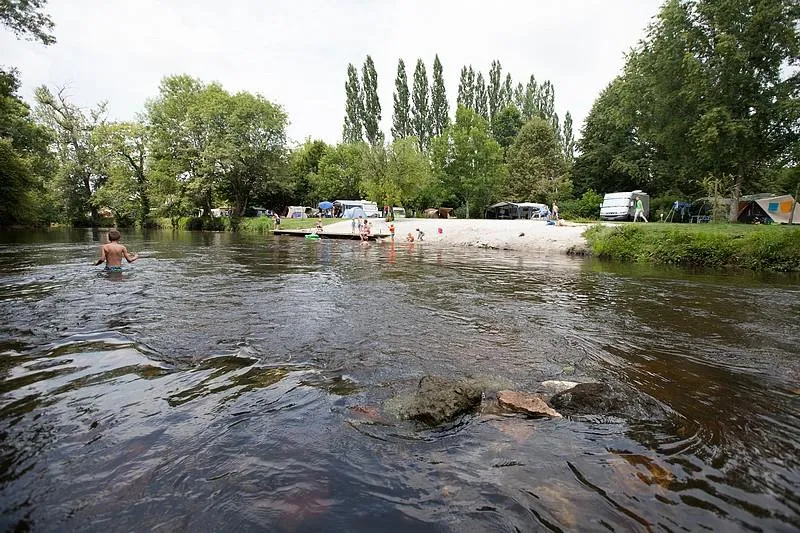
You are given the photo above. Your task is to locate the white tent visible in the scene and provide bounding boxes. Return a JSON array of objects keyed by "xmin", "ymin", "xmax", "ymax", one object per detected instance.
[{"xmin": 755, "ymin": 195, "xmax": 800, "ymax": 224}]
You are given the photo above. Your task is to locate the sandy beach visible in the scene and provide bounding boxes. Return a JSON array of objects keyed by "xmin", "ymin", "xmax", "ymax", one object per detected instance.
[{"xmin": 321, "ymin": 218, "xmax": 591, "ymax": 254}]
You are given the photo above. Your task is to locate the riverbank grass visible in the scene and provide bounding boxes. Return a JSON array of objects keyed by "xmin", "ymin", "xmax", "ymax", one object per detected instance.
[
  {"xmin": 151, "ymin": 216, "xmax": 340, "ymax": 233},
  {"xmin": 584, "ymin": 223, "xmax": 800, "ymax": 271}
]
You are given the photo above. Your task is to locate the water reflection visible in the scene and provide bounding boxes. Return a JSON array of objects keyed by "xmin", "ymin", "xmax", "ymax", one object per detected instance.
[{"xmin": 0, "ymin": 229, "xmax": 798, "ymax": 531}]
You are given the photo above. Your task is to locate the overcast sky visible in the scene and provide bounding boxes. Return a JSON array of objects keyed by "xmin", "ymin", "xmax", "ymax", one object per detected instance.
[{"xmin": 2, "ymin": 0, "xmax": 662, "ymax": 145}]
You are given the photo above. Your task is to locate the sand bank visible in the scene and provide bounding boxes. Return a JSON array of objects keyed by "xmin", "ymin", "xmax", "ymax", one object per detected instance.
[{"xmin": 322, "ymin": 218, "xmax": 591, "ymax": 254}]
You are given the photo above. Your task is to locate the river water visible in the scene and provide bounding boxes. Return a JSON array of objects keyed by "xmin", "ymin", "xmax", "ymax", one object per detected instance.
[{"xmin": 0, "ymin": 228, "xmax": 798, "ymax": 532}]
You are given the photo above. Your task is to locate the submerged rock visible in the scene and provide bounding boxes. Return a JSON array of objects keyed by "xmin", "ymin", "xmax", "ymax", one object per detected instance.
[
  {"xmin": 497, "ymin": 391, "xmax": 562, "ymax": 418},
  {"xmin": 399, "ymin": 376, "xmax": 483, "ymax": 427},
  {"xmin": 549, "ymin": 382, "xmax": 669, "ymax": 420}
]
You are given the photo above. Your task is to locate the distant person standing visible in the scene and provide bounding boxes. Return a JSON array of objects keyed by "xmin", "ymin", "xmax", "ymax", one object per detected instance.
[
  {"xmin": 634, "ymin": 196, "xmax": 648, "ymax": 222},
  {"xmin": 389, "ymin": 223, "xmax": 396, "ymax": 240},
  {"xmin": 552, "ymin": 201, "xmax": 559, "ymax": 221},
  {"xmin": 351, "ymin": 217, "xmax": 357, "ymax": 234},
  {"xmin": 273, "ymin": 213, "xmax": 281, "ymax": 228}
]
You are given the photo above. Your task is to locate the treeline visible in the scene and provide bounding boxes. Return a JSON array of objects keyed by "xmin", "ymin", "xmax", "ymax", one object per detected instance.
[
  {"xmin": 573, "ymin": 0, "xmax": 800, "ymax": 218},
  {"xmin": 298, "ymin": 54, "xmax": 577, "ymax": 219},
  {"xmin": 2, "ymin": 0, "xmax": 797, "ymax": 228}
]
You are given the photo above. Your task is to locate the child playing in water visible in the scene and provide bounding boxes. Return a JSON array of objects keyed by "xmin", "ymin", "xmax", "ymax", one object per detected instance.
[{"xmin": 94, "ymin": 229, "xmax": 138, "ymax": 271}]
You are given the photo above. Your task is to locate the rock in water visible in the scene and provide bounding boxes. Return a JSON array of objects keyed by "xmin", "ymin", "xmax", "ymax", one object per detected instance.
[
  {"xmin": 400, "ymin": 376, "xmax": 483, "ymax": 427},
  {"xmin": 549, "ymin": 382, "xmax": 669, "ymax": 420},
  {"xmin": 497, "ymin": 391, "xmax": 562, "ymax": 418},
  {"xmin": 540, "ymin": 380, "xmax": 581, "ymax": 395}
]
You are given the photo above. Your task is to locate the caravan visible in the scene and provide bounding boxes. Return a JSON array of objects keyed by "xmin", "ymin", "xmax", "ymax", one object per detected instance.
[
  {"xmin": 600, "ymin": 191, "xmax": 649, "ymax": 221},
  {"xmin": 334, "ymin": 200, "xmax": 381, "ymax": 218}
]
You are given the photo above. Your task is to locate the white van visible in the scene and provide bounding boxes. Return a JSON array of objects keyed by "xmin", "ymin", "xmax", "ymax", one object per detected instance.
[
  {"xmin": 392, "ymin": 207, "xmax": 406, "ymax": 218},
  {"xmin": 600, "ymin": 191, "xmax": 649, "ymax": 221}
]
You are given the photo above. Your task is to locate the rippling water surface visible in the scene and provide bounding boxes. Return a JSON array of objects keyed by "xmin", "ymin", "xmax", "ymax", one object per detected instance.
[{"xmin": 1, "ymin": 228, "xmax": 798, "ymax": 531}]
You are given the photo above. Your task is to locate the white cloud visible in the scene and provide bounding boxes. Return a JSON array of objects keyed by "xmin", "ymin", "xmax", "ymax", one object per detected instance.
[{"xmin": 1, "ymin": 0, "xmax": 660, "ymax": 144}]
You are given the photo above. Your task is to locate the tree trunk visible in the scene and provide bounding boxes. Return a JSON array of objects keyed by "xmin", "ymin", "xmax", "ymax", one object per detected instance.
[{"xmin": 729, "ymin": 174, "xmax": 743, "ymax": 223}]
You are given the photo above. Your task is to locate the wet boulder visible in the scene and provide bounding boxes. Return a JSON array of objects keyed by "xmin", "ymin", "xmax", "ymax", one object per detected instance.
[
  {"xmin": 399, "ymin": 376, "xmax": 483, "ymax": 427},
  {"xmin": 497, "ymin": 391, "xmax": 562, "ymax": 418},
  {"xmin": 549, "ymin": 382, "xmax": 669, "ymax": 421},
  {"xmin": 540, "ymin": 380, "xmax": 581, "ymax": 395}
]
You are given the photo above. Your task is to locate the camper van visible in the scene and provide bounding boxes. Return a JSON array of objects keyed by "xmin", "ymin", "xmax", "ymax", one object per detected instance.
[
  {"xmin": 600, "ymin": 191, "xmax": 649, "ymax": 221},
  {"xmin": 334, "ymin": 200, "xmax": 381, "ymax": 218}
]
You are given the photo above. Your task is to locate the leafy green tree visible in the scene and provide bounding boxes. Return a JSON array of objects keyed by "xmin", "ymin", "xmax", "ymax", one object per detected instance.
[
  {"xmin": 430, "ymin": 54, "xmax": 449, "ymax": 136},
  {"xmin": 411, "ymin": 58, "xmax": 431, "ymax": 150},
  {"xmin": 572, "ymin": 77, "xmax": 651, "ymax": 195},
  {"xmin": 430, "ymin": 105, "xmax": 505, "ymax": 218},
  {"xmin": 560, "ymin": 190, "xmax": 604, "ymax": 219},
  {"xmin": 386, "ymin": 137, "xmax": 434, "ymax": 211},
  {"xmin": 311, "ymin": 142, "xmax": 365, "ymax": 200},
  {"xmin": 146, "ymin": 75, "xmax": 288, "ymax": 221},
  {"xmin": 361, "ymin": 55, "xmax": 383, "ymax": 145},
  {"xmin": 342, "ymin": 63, "xmax": 363, "ymax": 143},
  {"xmin": 491, "ymin": 105, "xmax": 523, "ymax": 153},
  {"xmin": 361, "ymin": 137, "xmax": 433, "ymax": 211},
  {"xmin": 590, "ymin": 0, "xmax": 800, "ymax": 210},
  {"xmin": 457, "ymin": 66, "xmax": 475, "ymax": 110},
  {"xmin": 0, "ymin": 69, "xmax": 52, "ymax": 225},
  {"xmin": 506, "ymin": 117, "xmax": 572, "ymax": 203},
  {"xmin": 211, "ymin": 91, "xmax": 288, "ymax": 217},
  {"xmin": 0, "ymin": 0, "xmax": 55, "ymax": 44},
  {"xmin": 92, "ymin": 121, "xmax": 150, "ymax": 226},
  {"xmin": 146, "ymin": 75, "xmax": 216, "ymax": 219},
  {"xmin": 35, "ymin": 85, "xmax": 107, "ymax": 225},
  {"xmin": 474, "ymin": 72, "xmax": 488, "ymax": 121},
  {"xmin": 391, "ymin": 59, "xmax": 410, "ymax": 141},
  {"xmin": 289, "ymin": 139, "xmax": 329, "ymax": 205}
]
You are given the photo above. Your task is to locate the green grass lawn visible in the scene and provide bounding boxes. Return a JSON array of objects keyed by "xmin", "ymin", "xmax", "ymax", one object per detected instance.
[
  {"xmin": 584, "ymin": 222, "xmax": 800, "ymax": 271},
  {"xmin": 277, "ymin": 218, "xmax": 342, "ymax": 230}
]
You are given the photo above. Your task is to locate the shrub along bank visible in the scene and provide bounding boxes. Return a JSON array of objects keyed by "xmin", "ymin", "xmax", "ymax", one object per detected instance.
[
  {"xmin": 151, "ymin": 216, "xmax": 337, "ymax": 233},
  {"xmin": 583, "ymin": 223, "xmax": 800, "ymax": 272}
]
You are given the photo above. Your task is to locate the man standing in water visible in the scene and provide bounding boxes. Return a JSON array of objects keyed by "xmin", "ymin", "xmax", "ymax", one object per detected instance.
[
  {"xmin": 633, "ymin": 195, "xmax": 648, "ymax": 222},
  {"xmin": 94, "ymin": 229, "xmax": 138, "ymax": 271}
]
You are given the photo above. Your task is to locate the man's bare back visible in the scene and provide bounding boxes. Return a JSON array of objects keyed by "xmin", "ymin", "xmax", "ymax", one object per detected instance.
[{"xmin": 95, "ymin": 229, "xmax": 137, "ymax": 268}]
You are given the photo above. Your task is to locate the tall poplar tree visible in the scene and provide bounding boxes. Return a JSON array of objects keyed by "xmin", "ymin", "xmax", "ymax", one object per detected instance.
[
  {"xmin": 539, "ymin": 80, "xmax": 555, "ymax": 123},
  {"xmin": 474, "ymin": 72, "xmax": 489, "ymax": 121},
  {"xmin": 361, "ymin": 55, "xmax": 383, "ymax": 145},
  {"xmin": 514, "ymin": 82, "xmax": 525, "ymax": 111},
  {"xmin": 392, "ymin": 58, "xmax": 411, "ymax": 141},
  {"xmin": 343, "ymin": 64, "xmax": 363, "ymax": 143},
  {"xmin": 522, "ymin": 75, "xmax": 538, "ymax": 120},
  {"xmin": 461, "ymin": 66, "xmax": 477, "ymax": 111},
  {"xmin": 562, "ymin": 111, "xmax": 575, "ymax": 161},
  {"xmin": 487, "ymin": 60, "xmax": 503, "ymax": 122},
  {"xmin": 502, "ymin": 73, "xmax": 513, "ymax": 109},
  {"xmin": 430, "ymin": 54, "xmax": 449, "ymax": 136},
  {"xmin": 411, "ymin": 58, "xmax": 431, "ymax": 150},
  {"xmin": 457, "ymin": 66, "xmax": 473, "ymax": 109}
]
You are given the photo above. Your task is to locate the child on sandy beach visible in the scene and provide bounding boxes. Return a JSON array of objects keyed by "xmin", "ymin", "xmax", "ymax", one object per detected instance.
[{"xmin": 94, "ymin": 229, "xmax": 138, "ymax": 271}]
